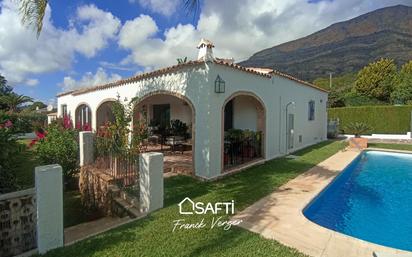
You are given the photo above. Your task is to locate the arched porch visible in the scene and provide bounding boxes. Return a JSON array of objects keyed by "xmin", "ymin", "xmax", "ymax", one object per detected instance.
[
  {"xmin": 222, "ymin": 92, "xmax": 266, "ymax": 172},
  {"xmin": 134, "ymin": 92, "xmax": 195, "ymax": 175}
]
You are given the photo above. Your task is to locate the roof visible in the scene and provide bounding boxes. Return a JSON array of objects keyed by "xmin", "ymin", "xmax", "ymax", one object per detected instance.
[
  {"xmin": 270, "ymin": 69, "xmax": 328, "ymax": 93},
  {"xmin": 56, "ymin": 59, "xmax": 327, "ymax": 97},
  {"xmin": 56, "ymin": 60, "xmax": 204, "ymax": 97}
]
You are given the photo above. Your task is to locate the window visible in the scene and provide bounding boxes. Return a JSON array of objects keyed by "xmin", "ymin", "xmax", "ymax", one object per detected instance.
[
  {"xmin": 61, "ymin": 104, "xmax": 68, "ymax": 117},
  {"xmin": 308, "ymin": 100, "xmax": 315, "ymax": 121}
]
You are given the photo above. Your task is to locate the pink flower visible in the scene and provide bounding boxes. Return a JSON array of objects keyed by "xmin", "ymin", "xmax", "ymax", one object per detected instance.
[
  {"xmin": 35, "ymin": 131, "xmax": 46, "ymax": 139},
  {"xmin": 4, "ymin": 120, "xmax": 12, "ymax": 128},
  {"xmin": 83, "ymin": 123, "xmax": 91, "ymax": 131},
  {"xmin": 63, "ymin": 115, "xmax": 73, "ymax": 129}
]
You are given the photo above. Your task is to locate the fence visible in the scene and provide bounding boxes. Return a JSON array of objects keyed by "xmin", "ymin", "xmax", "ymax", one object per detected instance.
[
  {"xmin": 224, "ymin": 131, "xmax": 263, "ymax": 170},
  {"xmin": 79, "ymin": 131, "xmax": 164, "ymax": 215},
  {"xmin": 0, "ymin": 165, "xmax": 63, "ymax": 257},
  {"xmin": 93, "ymin": 135, "xmax": 139, "ymax": 188}
]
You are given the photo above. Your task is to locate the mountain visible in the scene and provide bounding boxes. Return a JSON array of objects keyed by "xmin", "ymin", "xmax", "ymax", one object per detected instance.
[{"xmin": 239, "ymin": 5, "xmax": 412, "ymax": 81}]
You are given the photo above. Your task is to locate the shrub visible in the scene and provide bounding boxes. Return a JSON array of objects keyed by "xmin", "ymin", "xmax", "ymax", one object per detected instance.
[
  {"xmin": 345, "ymin": 122, "xmax": 371, "ymax": 137},
  {"xmin": 328, "ymin": 105, "xmax": 412, "ymax": 134},
  {"xmin": 0, "ymin": 110, "xmax": 47, "ymax": 133},
  {"xmin": 0, "ymin": 120, "xmax": 20, "ymax": 193},
  {"xmin": 35, "ymin": 123, "xmax": 79, "ymax": 183}
]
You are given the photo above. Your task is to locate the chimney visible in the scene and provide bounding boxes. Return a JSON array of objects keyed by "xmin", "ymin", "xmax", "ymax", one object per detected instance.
[{"xmin": 197, "ymin": 38, "xmax": 214, "ymax": 62}]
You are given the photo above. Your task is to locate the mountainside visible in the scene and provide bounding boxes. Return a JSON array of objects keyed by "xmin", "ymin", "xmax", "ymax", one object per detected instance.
[{"xmin": 239, "ymin": 5, "xmax": 412, "ymax": 81}]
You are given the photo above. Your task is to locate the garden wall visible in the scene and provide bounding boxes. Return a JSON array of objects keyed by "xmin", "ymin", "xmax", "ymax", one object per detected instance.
[
  {"xmin": 0, "ymin": 188, "xmax": 36, "ymax": 257},
  {"xmin": 328, "ymin": 105, "xmax": 412, "ymax": 134}
]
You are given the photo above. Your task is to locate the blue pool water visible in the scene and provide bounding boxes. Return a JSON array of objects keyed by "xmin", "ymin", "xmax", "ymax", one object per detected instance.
[{"xmin": 303, "ymin": 150, "xmax": 412, "ymax": 251}]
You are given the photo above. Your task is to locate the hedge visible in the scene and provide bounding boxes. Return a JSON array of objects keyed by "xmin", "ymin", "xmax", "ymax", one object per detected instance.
[{"xmin": 328, "ymin": 105, "xmax": 412, "ymax": 134}]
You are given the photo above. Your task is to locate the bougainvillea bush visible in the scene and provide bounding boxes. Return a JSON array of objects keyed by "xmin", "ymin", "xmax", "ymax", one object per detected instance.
[{"xmin": 35, "ymin": 118, "xmax": 79, "ymax": 184}]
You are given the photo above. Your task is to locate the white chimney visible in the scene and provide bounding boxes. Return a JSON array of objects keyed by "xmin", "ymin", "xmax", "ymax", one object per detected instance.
[{"xmin": 197, "ymin": 38, "xmax": 214, "ymax": 62}]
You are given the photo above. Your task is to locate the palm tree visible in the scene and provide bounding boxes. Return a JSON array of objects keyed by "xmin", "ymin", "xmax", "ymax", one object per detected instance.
[
  {"xmin": 0, "ymin": 93, "xmax": 33, "ymax": 113},
  {"xmin": 0, "ymin": 74, "xmax": 12, "ymax": 95},
  {"xmin": 19, "ymin": 0, "xmax": 200, "ymax": 37},
  {"xmin": 20, "ymin": 0, "xmax": 48, "ymax": 37}
]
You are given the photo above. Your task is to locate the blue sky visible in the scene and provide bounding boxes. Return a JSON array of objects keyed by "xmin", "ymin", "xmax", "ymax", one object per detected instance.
[{"xmin": 0, "ymin": 0, "xmax": 410, "ymax": 105}]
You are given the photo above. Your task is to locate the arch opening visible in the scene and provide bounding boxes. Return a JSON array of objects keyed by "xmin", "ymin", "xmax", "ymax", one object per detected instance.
[
  {"xmin": 96, "ymin": 100, "xmax": 116, "ymax": 131},
  {"xmin": 134, "ymin": 92, "xmax": 195, "ymax": 176},
  {"xmin": 75, "ymin": 104, "xmax": 92, "ymax": 131},
  {"xmin": 222, "ymin": 93, "xmax": 265, "ymax": 171}
]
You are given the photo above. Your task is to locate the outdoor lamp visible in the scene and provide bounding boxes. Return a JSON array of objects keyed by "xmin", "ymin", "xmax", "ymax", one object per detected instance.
[{"xmin": 215, "ymin": 75, "xmax": 225, "ymax": 93}]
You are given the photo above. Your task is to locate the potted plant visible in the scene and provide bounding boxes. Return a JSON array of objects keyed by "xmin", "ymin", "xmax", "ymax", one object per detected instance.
[{"xmin": 345, "ymin": 122, "xmax": 371, "ymax": 148}]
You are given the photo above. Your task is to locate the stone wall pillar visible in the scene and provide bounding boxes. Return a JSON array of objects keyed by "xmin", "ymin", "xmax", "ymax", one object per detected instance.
[
  {"xmin": 35, "ymin": 164, "xmax": 64, "ymax": 254},
  {"xmin": 139, "ymin": 152, "xmax": 164, "ymax": 213},
  {"xmin": 79, "ymin": 131, "xmax": 94, "ymax": 166}
]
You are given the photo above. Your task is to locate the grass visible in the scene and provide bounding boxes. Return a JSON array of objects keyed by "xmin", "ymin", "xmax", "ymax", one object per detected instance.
[
  {"xmin": 40, "ymin": 140, "xmax": 347, "ymax": 257},
  {"xmin": 369, "ymin": 142, "xmax": 412, "ymax": 151},
  {"xmin": 14, "ymin": 140, "xmax": 100, "ymax": 228}
]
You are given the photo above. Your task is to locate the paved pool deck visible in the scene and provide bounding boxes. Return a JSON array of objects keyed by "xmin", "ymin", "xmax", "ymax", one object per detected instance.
[{"xmin": 234, "ymin": 148, "xmax": 412, "ymax": 257}]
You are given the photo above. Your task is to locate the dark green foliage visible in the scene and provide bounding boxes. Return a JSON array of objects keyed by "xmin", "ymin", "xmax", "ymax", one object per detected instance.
[
  {"xmin": 35, "ymin": 123, "xmax": 79, "ymax": 182},
  {"xmin": 353, "ymin": 58, "xmax": 397, "ymax": 102},
  {"xmin": 328, "ymin": 105, "xmax": 412, "ymax": 134},
  {"xmin": 0, "ymin": 129, "xmax": 19, "ymax": 193},
  {"xmin": 313, "ymin": 73, "xmax": 356, "ymax": 91},
  {"xmin": 0, "ymin": 93, "xmax": 33, "ymax": 112},
  {"xmin": 25, "ymin": 101, "xmax": 47, "ymax": 111},
  {"xmin": 391, "ymin": 61, "xmax": 412, "ymax": 104},
  {"xmin": 169, "ymin": 119, "xmax": 188, "ymax": 137},
  {"xmin": 0, "ymin": 110, "xmax": 47, "ymax": 133},
  {"xmin": 343, "ymin": 92, "xmax": 387, "ymax": 106}
]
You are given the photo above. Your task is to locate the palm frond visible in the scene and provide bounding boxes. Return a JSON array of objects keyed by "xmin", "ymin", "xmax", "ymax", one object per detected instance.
[
  {"xmin": 19, "ymin": 0, "xmax": 48, "ymax": 37},
  {"xmin": 183, "ymin": 0, "xmax": 200, "ymax": 18}
]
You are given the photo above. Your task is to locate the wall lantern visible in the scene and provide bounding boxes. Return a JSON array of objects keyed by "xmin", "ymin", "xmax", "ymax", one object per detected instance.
[{"xmin": 214, "ymin": 75, "xmax": 225, "ymax": 93}]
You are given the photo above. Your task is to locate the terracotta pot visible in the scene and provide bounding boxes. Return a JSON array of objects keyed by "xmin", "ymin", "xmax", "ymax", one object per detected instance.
[{"xmin": 349, "ymin": 137, "xmax": 368, "ymax": 149}]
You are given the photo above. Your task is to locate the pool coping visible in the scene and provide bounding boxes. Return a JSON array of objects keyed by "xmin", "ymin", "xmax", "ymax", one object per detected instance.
[{"xmin": 234, "ymin": 147, "xmax": 412, "ymax": 257}]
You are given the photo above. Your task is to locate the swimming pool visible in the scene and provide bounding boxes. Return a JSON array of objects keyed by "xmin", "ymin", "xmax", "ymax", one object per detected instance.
[{"xmin": 303, "ymin": 150, "xmax": 412, "ymax": 251}]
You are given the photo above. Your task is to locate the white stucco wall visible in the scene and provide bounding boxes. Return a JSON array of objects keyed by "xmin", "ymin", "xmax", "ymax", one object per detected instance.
[
  {"xmin": 232, "ymin": 96, "xmax": 259, "ymax": 131},
  {"xmin": 57, "ymin": 61, "xmax": 327, "ymax": 179}
]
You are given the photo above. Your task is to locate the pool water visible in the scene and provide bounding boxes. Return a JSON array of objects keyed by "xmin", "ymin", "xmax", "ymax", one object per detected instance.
[{"xmin": 303, "ymin": 150, "xmax": 412, "ymax": 251}]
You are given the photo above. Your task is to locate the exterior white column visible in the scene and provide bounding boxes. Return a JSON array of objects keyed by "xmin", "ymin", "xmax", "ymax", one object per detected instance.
[
  {"xmin": 79, "ymin": 131, "xmax": 94, "ymax": 166},
  {"xmin": 139, "ymin": 152, "xmax": 164, "ymax": 213},
  {"xmin": 35, "ymin": 164, "xmax": 64, "ymax": 254}
]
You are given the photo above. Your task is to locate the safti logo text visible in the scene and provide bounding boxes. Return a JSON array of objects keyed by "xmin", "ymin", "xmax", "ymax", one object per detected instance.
[
  {"xmin": 172, "ymin": 197, "xmax": 242, "ymax": 232},
  {"xmin": 178, "ymin": 197, "xmax": 235, "ymax": 215}
]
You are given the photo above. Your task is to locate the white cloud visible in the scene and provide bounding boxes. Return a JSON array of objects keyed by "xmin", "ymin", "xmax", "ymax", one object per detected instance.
[
  {"xmin": 59, "ymin": 67, "xmax": 122, "ymax": 92},
  {"xmin": 130, "ymin": 0, "xmax": 180, "ymax": 16},
  {"xmin": 0, "ymin": 1, "xmax": 120, "ymax": 84},
  {"xmin": 25, "ymin": 79, "xmax": 39, "ymax": 87},
  {"xmin": 118, "ymin": 0, "xmax": 412, "ymax": 69}
]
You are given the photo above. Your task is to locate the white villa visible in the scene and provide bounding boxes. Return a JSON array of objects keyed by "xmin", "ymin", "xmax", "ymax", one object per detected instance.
[{"xmin": 57, "ymin": 39, "xmax": 328, "ymax": 180}]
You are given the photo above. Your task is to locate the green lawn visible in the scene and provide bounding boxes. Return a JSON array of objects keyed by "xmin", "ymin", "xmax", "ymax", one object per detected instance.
[
  {"xmin": 14, "ymin": 141, "xmax": 101, "ymax": 228},
  {"xmin": 41, "ymin": 140, "xmax": 347, "ymax": 257},
  {"xmin": 369, "ymin": 142, "xmax": 412, "ymax": 151}
]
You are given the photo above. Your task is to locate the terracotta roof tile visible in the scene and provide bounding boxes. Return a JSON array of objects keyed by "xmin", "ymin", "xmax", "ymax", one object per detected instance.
[
  {"xmin": 57, "ymin": 60, "xmax": 204, "ymax": 97},
  {"xmin": 56, "ymin": 58, "xmax": 327, "ymax": 97}
]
